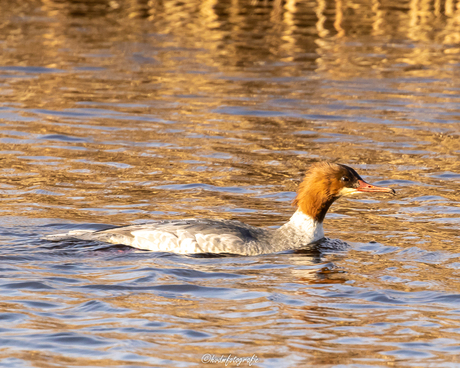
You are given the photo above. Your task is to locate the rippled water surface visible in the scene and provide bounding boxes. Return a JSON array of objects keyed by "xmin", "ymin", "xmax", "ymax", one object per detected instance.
[{"xmin": 2, "ymin": 0, "xmax": 460, "ymax": 366}]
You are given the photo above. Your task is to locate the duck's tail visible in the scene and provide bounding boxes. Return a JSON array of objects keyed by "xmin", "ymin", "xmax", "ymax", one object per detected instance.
[{"xmin": 42, "ymin": 230, "xmax": 97, "ymax": 242}]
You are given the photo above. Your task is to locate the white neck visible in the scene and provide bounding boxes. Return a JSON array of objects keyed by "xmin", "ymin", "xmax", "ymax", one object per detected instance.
[
  {"xmin": 271, "ymin": 210, "xmax": 324, "ymax": 252},
  {"xmin": 288, "ymin": 210, "xmax": 324, "ymax": 241}
]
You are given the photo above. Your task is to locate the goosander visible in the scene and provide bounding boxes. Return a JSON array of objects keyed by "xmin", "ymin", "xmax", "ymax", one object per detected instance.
[{"xmin": 46, "ymin": 163, "xmax": 395, "ymax": 255}]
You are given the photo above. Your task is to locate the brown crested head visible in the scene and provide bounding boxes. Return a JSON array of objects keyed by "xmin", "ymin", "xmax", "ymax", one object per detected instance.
[{"xmin": 293, "ymin": 162, "xmax": 395, "ymax": 223}]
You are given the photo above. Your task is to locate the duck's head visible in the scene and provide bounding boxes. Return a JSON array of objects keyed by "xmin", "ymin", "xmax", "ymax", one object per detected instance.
[{"xmin": 293, "ymin": 162, "xmax": 395, "ymax": 223}]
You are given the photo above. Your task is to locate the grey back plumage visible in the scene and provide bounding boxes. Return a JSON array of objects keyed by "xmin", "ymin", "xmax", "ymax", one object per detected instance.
[{"xmin": 73, "ymin": 219, "xmax": 269, "ymax": 255}]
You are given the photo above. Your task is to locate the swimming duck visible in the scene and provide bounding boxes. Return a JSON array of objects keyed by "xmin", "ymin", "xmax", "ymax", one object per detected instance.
[{"xmin": 46, "ymin": 162, "xmax": 395, "ymax": 255}]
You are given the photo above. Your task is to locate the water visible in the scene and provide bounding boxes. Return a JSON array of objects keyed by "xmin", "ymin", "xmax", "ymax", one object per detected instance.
[{"xmin": 1, "ymin": 0, "xmax": 460, "ymax": 366}]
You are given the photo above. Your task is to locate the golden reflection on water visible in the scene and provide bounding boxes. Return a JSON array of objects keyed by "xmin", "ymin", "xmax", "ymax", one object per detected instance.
[{"xmin": 2, "ymin": 0, "xmax": 460, "ymax": 366}]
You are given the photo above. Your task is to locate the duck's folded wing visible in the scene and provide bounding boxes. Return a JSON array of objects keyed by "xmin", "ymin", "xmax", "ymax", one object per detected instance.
[{"xmin": 44, "ymin": 220, "xmax": 263, "ymax": 255}]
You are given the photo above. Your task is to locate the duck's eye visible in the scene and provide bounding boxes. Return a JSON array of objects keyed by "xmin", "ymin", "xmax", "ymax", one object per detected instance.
[{"xmin": 341, "ymin": 176, "xmax": 350, "ymax": 182}]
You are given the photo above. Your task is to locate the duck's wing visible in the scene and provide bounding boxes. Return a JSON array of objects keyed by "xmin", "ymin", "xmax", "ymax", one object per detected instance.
[{"xmin": 45, "ymin": 219, "xmax": 266, "ymax": 255}]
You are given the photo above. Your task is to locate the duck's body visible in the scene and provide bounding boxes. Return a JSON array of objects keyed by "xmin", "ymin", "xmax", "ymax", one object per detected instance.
[
  {"xmin": 46, "ymin": 163, "xmax": 394, "ymax": 255},
  {"xmin": 48, "ymin": 210, "xmax": 323, "ymax": 255}
]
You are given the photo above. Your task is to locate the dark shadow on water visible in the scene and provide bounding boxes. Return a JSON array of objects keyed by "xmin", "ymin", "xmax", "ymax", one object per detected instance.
[
  {"xmin": 293, "ymin": 237, "xmax": 350, "ymax": 254},
  {"xmin": 189, "ymin": 252, "xmax": 239, "ymax": 258}
]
